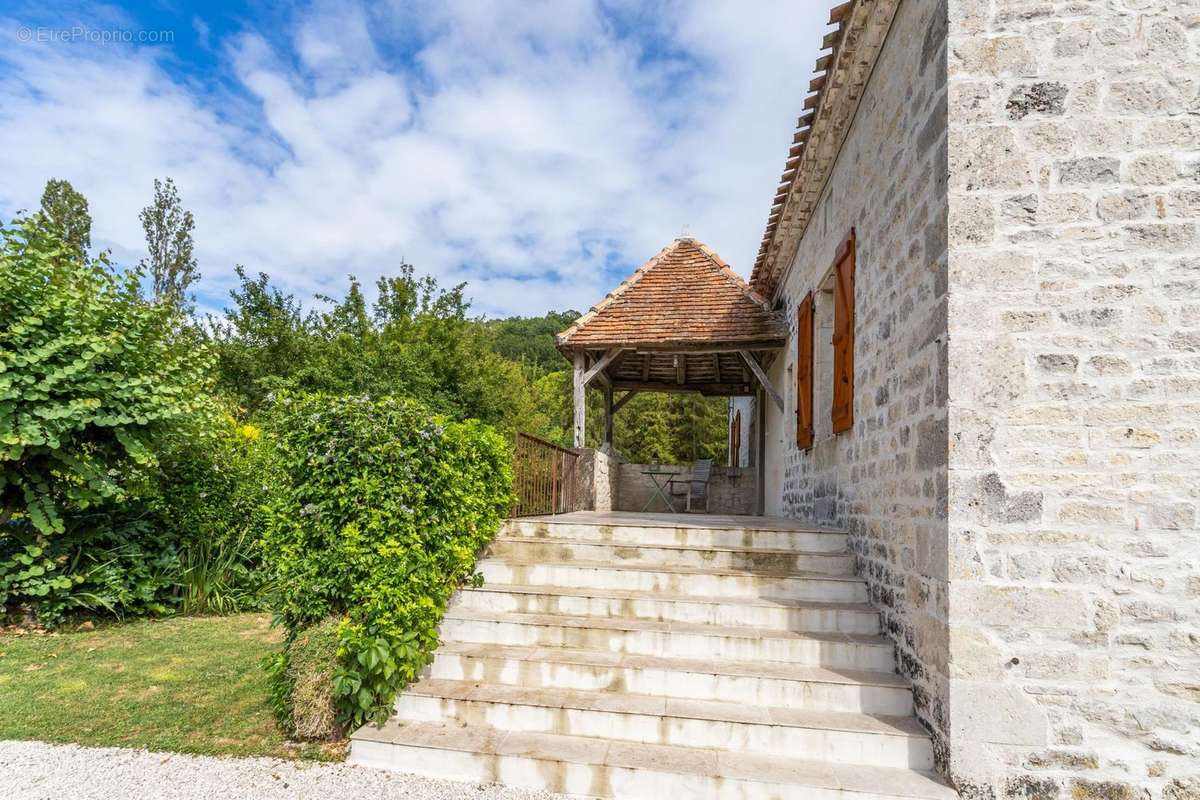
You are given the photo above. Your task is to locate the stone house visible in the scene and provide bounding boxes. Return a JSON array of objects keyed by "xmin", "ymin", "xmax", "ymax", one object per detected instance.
[
  {"xmin": 352, "ymin": 1, "xmax": 1198, "ymax": 797},
  {"xmin": 737, "ymin": 0, "xmax": 1199, "ymax": 796}
]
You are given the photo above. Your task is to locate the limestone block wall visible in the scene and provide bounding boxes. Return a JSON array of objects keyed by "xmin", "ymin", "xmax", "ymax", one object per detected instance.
[
  {"xmin": 945, "ymin": 0, "xmax": 1200, "ymax": 796},
  {"xmin": 760, "ymin": 0, "xmax": 953, "ymax": 761},
  {"xmin": 574, "ymin": 447, "xmax": 618, "ymax": 512},
  {"xmin": 614, "ymin": 462, "xmax": 757, "ymax": 516}
]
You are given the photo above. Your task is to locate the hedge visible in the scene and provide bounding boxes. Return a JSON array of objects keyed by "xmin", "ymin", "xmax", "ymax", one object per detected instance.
[{"xmin": 261, "ymin": 394, "xmax": 512, "ymax": 732}]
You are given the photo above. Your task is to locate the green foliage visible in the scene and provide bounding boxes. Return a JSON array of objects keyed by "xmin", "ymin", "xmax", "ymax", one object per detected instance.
[
  {"xmin": 0, "ymin": 215, "xmax": 213, "ymax": 536},
  {"xmin": 487, "ymin": 310, "xmax": 580, "ymax": 375},
  {"xmin": 208, "ymin": 267, "xmax": 543, "ymax": 435},
  {"xmin": 0, "ymin": 541, "xmax": 72, "ymax": 609},
  {"xmin": 148, "ymin": 417, "xmax": 274, "ymax": 566},
  {"xmin": 140, "ymin": 177, "xmax": 199, "ymax": 309},
  {"xmin": 38, "ymin": 179, "xmax": 92, "ymax": 262},
  {"xmin": 527, "ymin": 368, "xmax": 728, "ymax": 464},
  {"xmin": 0, "ymin": 509, "xmax": 179, "ymax": 625},
  {"xmin": 261, "ymin": 394, "xmax": 512, "ymax": 729}
]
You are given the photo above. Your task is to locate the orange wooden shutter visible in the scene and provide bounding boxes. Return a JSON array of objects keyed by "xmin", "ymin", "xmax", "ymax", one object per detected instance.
[
  {"xmin": 796, "ymin": 292, "xmax": 814, "ymax": 450},
  {"xmin": 831, "ymin": 229, "xmax": 856, "ymax": 434},
  {"xmin": 730, "ymin": 410, "xmax": 742, "ymax": 466}
]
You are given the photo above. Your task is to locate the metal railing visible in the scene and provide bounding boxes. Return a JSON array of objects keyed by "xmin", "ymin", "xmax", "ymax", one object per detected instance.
[{"xmin": 512, "ymin": 432, "xmax": 579, "ymax": 517}]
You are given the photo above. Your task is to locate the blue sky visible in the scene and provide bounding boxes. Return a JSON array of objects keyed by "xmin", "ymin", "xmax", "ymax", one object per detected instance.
[{"xmin": 0, "ymin": 1, "xmax": 829, "ymax": 318}]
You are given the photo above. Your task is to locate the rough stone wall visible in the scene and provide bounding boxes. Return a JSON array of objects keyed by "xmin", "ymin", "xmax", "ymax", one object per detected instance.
[
  {"xmin": 945, "ymin": 1, "xmax": 1200, "ymax": 796},
  {"xmin": 574, "ymin": 447, "xmax": 617, "ymax": 512},
  {"xmin": 614, "ymin": 462, "xmax": 757, "ymax": 515},
  {"xmin": 760, "ymin": 0, "xmax": 953, "ymax": 760}
]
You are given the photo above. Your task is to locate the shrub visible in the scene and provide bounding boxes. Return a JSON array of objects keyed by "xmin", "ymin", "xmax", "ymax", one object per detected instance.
[
  {"xmin": 0, "ymin": 214, "xmax": 214, "ymax": 536},
  {"xmin": 261, "ymin": 394, "xmax": 512, "ymax": 731},
  {"xmin": 149, "ymin": 415, "xmax": 276, "ymax": 614},
  {"xmin": 1, "ymin": 413, "xmax": 274, "ymax": 625},
  {"xmin": 1, "ymin": 508, "xmax": 179, "ymax": 625}
]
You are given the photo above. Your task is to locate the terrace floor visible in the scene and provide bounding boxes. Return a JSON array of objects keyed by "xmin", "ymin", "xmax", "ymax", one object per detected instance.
[{"xmin": 518, "ymin": 510, "xmax": 841, "ymax": 532}]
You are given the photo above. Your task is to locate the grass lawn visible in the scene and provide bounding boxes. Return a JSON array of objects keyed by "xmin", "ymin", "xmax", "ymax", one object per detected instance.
[{"xmin": 0, "ymin": 613, "xmax": 342, "ymax": 761}]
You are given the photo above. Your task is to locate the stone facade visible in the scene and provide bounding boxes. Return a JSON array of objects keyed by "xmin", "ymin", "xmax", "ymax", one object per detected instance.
[
  {"xmin": 614, "ymin": 461, "xmax": 757, "ymax": 516},
  {"xmin": 757, "ymin": 0, "xmax": 1199, "ymax": 796},
  {"xmin": 944, "ymin": 0, "xmax": 1200, "ymax": 796},
  {"xmin": 761, "ymin": 0, "xmax": 953, "ymax": 768}
]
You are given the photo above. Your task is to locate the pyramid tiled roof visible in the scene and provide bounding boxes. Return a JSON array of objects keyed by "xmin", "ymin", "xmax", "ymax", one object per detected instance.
[{"xmin": 556, "ymin": 238, "xmax": 786, "ymax": 354}]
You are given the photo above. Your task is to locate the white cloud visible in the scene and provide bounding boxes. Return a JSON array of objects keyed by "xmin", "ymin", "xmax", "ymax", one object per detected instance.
[{"xmin": 0, "ymin": 1, "xmax": 829, "ymax": 318}]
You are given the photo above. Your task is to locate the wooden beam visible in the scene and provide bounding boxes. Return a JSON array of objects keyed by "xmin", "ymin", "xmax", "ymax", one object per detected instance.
[
  {"xmin": 612, "ymin": 380, "xmax": 754, "ymax": 396},
  {"xmin": 582, "ymin": 348, "xmax": 623, "ymax": 386},
  {"xmin": 573, "ymin": 351, "xmax": 586, "ymax": 447},
  {"xmin": 613, "ymin": 390, "xmax": 639, "ymax": 414},
  {"xmin": 739, "ymin": 351, "xmax": 784, "ymax": 413},
  {"xmin": 641, "ymin": 354, "xmax": 651, "ymax": 382},
  {"xmin": 712, "ymin": 354, "xmax": 722, "ymax": 383},
  {"xmin": 675, "ymin": 354, "xmax": 685, "ymax": 385}
]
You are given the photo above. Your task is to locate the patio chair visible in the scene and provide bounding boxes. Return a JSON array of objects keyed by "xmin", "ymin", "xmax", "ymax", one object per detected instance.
[{"xmin": 670, "ymin": 458, "xmax": 713, "ymax": 513}]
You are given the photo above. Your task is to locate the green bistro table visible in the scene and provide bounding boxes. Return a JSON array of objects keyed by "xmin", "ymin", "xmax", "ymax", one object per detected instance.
[{"xmin": 640, "ymin": 468, "xmax": 677, "ymax": 512}]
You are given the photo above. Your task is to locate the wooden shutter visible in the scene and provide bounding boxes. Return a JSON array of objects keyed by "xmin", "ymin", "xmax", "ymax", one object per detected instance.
[
  {"xmin": 730, "ymin": 410, "xmax": 742, "ymax": 466},
  {"xmin": 831, "ymin": 229, "xmax": 856, "ymax": 434},
  {"xmin": 796, "ymin": 292, "xmax": 814, "ymax": 450}
]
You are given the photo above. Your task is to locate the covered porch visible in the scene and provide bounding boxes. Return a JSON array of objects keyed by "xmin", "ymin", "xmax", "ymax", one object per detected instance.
[{"xmin": 549, "ymin": 237, "xmax": 788, "ymax": 516}]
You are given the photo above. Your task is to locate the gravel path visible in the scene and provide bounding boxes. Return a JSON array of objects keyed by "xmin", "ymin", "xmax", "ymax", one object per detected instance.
[{"xmin": 0, "ymin": 740, "xmax": 568, "ymax": 800}]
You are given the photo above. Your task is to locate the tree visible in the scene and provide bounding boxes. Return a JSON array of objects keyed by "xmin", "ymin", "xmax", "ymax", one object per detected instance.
[
  {"xmin": 139, "ymin": 177, "xmax": 199, "ymax": 308},
  {"xmin": 207, "ymin": 267, "xmax": 544, "ymax": 434},
  {"xmin": 38, "ymin": 179, "xmax": 92, "ymax": 261},
  {"xmin": 488, "ymin": 311, "xmax": 581, "ymax": 376},
  {"xmin": 0, "ymin": 215, "xmax": 213, "ymax": 534}
]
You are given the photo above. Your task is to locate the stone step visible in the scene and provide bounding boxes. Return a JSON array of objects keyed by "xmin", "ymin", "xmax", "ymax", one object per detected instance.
[
  {"xmin": 504, "ymin": 517, "xmax": 849, "ymax": 552},
  {"xmin": 453, "ymin": 583, "xmax": 881, "ymax": 635},
  {"xmin": 428, "ymin": 642, "xmax": 914, "ymax": 715},
  {"xmin": 441, "ymin": 609, "xmax": 896, "ymax": 671},
  {"xmin": 350, "ymin": 719, "xmax": 958, "ymax": 800},
  {"xmin": 395, "ymin": 678, "xmax": 935, "ymax": 770},
  {"xmin": 476, "ymin": 559, "xmax": 869, "ymax": 603},
  {"xmin": 489, "ymin": 536, "xmax": 855, "ymax": 575}
]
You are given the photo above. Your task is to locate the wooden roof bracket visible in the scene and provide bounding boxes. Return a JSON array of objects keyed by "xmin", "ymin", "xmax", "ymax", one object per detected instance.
[
  {"xmin": 582, "ymin": 348, "xmax": 624, "ymax": 386},
  {"xmin": 739, "ymin": 351, "xmax": 784, "ymax": 413}
]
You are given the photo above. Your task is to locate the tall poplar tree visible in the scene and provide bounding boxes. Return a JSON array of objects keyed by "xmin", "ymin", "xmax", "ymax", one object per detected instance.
[
  {"xmin": 139, "ymin": 177, "xmax": 199, "ymax": 309},
  {"xmin": 38, "ymin": 179, "xmax": 92, "ymax": 261}
]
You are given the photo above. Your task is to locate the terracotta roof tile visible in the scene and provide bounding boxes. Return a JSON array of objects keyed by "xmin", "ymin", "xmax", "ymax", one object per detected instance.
[{"xmin": 556, "ymin": 238, "xmax": 786, "ymax": 353}]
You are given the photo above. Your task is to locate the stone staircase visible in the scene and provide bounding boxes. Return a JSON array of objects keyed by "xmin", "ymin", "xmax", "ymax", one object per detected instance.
[{"xmin": 349, "ymin": 514, "xmax": 957, "ymax": 799}]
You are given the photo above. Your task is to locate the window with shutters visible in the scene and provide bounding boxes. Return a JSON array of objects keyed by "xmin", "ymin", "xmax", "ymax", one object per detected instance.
[
  {"xmin": 796, "ymin": 293, "xmax": 814, "ymax": 450},
  {"xmin": 831, "ymin": 229, "xmax": 856, "ymax": 434}
]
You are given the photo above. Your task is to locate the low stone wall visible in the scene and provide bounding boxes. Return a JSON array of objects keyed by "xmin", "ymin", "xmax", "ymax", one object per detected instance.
[
  {"xmin": 614, "ymin": 462, "xmax": 757, "ymax": 515},
  {"xmin": 574, "ymin": 447, "xmax": 618, "ymax": 512}
]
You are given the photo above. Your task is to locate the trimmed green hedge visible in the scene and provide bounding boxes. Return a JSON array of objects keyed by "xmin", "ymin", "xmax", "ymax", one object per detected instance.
[{"xmin": 261, "ymin": 394, "xmax": 512, "ymax": 732}]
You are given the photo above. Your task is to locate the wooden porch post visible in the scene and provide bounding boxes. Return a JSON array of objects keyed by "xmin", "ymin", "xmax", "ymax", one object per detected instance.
[{"xmin": 573, "ymin": 351, "xmax": 586, "ymax": 447}]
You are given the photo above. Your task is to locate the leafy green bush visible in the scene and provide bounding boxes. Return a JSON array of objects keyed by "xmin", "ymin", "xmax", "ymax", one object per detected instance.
[
  {"xmin": 148, "ymin": 416, "xmax": 276, "ymax": 614},
  {"xmin": 0, "ymin": 411, "xmax": 274, "ymax": 625},
  {"xmin": 0, "ymin": 214, "xmax": 213, "ymax": 535},
  {"xmin": 261, "ymin": 394, "xmax": 512, "ymax": 730},
  {"xmin": 1, "ymin": 508, "xmax": 179, "ymax": 625}
]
